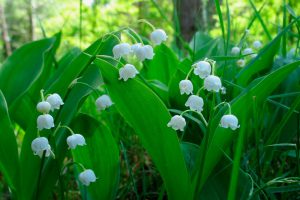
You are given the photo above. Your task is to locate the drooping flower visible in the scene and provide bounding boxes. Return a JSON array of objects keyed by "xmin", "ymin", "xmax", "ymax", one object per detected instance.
[
  {"xmin": 46, "ymin": 93, "xmax": 64, "ymax": 111},
  {"xmin": 193, "ymin": 60, "xmax": 211, "ymax": 79},
  {"xmin": 204, "ymin": 75, "xmax": 222, "ymax": 92},
  {"xmin": 167, "ymin": 115, "xmax": 186, "ymax": 131},
  {"xmin": 79, "ymin": 169, "xmax": 97, "ymax": 186},
  {"xmin": 95, "ymin": 95, "xmax": 113, "ymax": 111},
  {"xmin": 112, "ymin": 43, "xmax": 131, "ymax": 59},
  {"xmin": 242, "ymin": 48, "xmax": 253, "ymax": 55},
  {"xmin": 253, "ymin": 40, "xmax": 262, "ymax": 49},
  {"xmin": 236, "ymin": 59, "xmax": 245, "ymax": 67},
  {"xmin": 66, "ymin": 134, "xmax": 86, "ymax": 149},
  {"xmin": 37, "ymin": 114, "xmax": 55, "ymax": 130},
  {"xmin": 231, "ymin": 46, "xmax": 240, "ymax": 55},
  {"xmin": 220, "ymin": 114, "xmax": 240, "ymax": 130},
  {"xmin": 119, "ymin": 64, "xmax": 139, "ymax": 81},
  {"xmin": 150, "ymin": 29, "xmax": 168, "ymax": 45},
  {"xmin": 143, "ymin": 45, "xmax": 155, "ymax": 60},
  {"xmin": 185, "ymin": 95, "xmax": 204, "ymax": 112},
  {"xmin": 250, "ymin": 53, "xmax": 257, "ymax": 58},
  {"xmin": 31, "ymin": 137, "xmax": 52, "ymax": 158},
  {"xmin": 179, "ymin": 80, "xmax": 193, "ymax": 95},
  {"xmin": 131, "ymin": 43, "xmax": 154, "ymax": 61},
  {"xmin": 36, "ymin": 101, "xmax": 51, "ymax": 114}
]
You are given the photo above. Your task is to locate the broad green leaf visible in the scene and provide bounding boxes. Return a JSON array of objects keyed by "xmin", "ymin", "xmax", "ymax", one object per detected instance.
[
  {"xmin": 71, "ymin": 114, "xmax": 120, "ymax": 200},
  {"xmin": 0, "ymin": 38, "xmax": 55, "ymax": 106},
  {"xmin": 143, "ymin": 44, "xmax": 179, "ymax": 85},
  {"xmin": 94, "ymin": 58, "xmax": 192, "ymax": 200},
  {"xmin": 0, "ymin": 91, "xmax": 20, "ymax": 196}
]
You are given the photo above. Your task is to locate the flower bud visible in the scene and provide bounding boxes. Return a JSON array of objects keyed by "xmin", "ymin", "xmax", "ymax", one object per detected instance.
[
  {"xmin": 36, "ymin": 101, "xmax": 51, "ymax": 114},
  {"xmin": 242, "ymin": 48, "xmax": 253, "ymax": 55},
  {"xmin": 204, "ymin": 75, "xmax": 222, "ymax": 92},
  {"xmin": 95, "ymin": 95, "xmax": 113, "ymax": 111},
  {"xmin": 231, "ymin": 46, "xmax": 240, "ymax": 55},
  {"xmin": 179, "ymin": 80, "xmax": 193, "ymax": 95},
  {"xmin": 193, "ymin": 61, "xmax": 211, "ymax": 79},
  {"xmin": 253, "ymin": 40, "xmax": 262, "ymax": 49},
  {"xmin": 119, "ymin": 64, "xmax": 139, "ymax": 81},
  {"xmin": 220, "ymin": 114, "xmax": 240, "ymax": 130},
  {"xmin": 46, "ymin": 93, "xmax": 64, "ymax": 111},
  {"xmin": 143, "ymin": 45, "xmax": 154, "ymax": 60},
  {"xmin": 112, "ymin": 43, "xmax": 131, "ymax": 59},
  {"xmin": 37, "ymin": 114, "xmax": 54, "ymax": 130},
  {"xmin": 185, "ymin": 95, "xmax": 204, "ymax": 112},
  {"xmin": 31, "ymin": 137, "xmax": 52, "ymax": 158},
  {"xmin": 67, "ymin": 134, "xmax": 86, "ymax": 149},
  {"xmin": 167, "ymin": 115, "xmax": 186, "ymax": 131},
  {"xmin": 150, "ymin": 29, "xmax": 167, "ymax": 45},
  {"xmin": 79, "ymin": 169, "xmax": 97, "ymax": 186},
  {"xmin": 236, "ymin": 59, "xmax": 245, "ymax": 67}
]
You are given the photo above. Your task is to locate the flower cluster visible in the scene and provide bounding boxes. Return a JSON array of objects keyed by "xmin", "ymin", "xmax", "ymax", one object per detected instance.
[
  {"xmin": 231, "ymin": 37, "xmax": 263, "ymax": 68},
  {"xmin": 168, "ymin": 58, "xmax": 240, "ymax": 132},
  {"xmin": 31, "ymin": 90, "xmax": 97, "ymax": 186},
  {"xmin": 112, "ymin": 29, "xmax": 167, "ymax": 81}
]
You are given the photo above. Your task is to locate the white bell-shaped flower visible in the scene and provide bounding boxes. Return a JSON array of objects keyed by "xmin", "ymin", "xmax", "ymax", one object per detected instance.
[
  {"xmin": 131, "ymin": 43, "xmax": 154, "ymax": 61},
  {"xmin": 250, "ymin": 53, "xmax": 257, "ymax": 58},
  {"xmin": 204, "ymin": 75, "xmax": 222, "ymax": 92},
  {"xmin": 67, "ymin": 134, "xmax": 86, "ymax": 149},
  {"xmin": 185, "ymin": 95, "xmax": 204, "ymax": 112},
  {"xmin": 179, "ymin": 80, "xmax": 193, "ymax": 95},
  {"xmin": 95, "ymin": 95, "xmax": 113, "ymax": 111},
  {"xmin": 119, "ymin": 64, "xmax": 139, "ymax": 81},
  {"xmin": 37, "ymin": 114, "xmax": 54, "ymax": 130},
  {"xmin": 36, "ymin": 101, "xmax": 51, "ymax": 114},
  {"xmin": 253, "ymin": 40, "xmax": 262, "ymax": 49},
  {"xmin": 242, "ymin": 48, "xmax": 253, "ymax": 55},
  {"xmin": 112, "ymin": 43, "xmax": 131, "ymax": 59},
  {"xmin": 167, "ymin": 115, "xmax": 186, "ymax": 131},
  {"xmin": 150, "ymin": 29, "xmax": 168, "ymax": 45},
  {"xmin": 46, "ymin": 93, "xmax": 64, "ymax": 111},
  {"xmin": 220, "ymin": 114, "xmax": 240, "ymax": 130},
  {"xmin": 236, "ymin": 59, "xmax": 245, "ymax": 67},
  {"xmin": 31, "ymin": 137, "xmax": 52, "ymax": 158},
  {"xmin": 143, "ymin": 45, "xmax": 154, "ymax": 60},
  {"xmin": 231, "ymin": 46, "xmax": 240, "ymax": 55},
  {"xmin": 79, "ymin": 169, "xmax": 97, "ymax": 186},
  {"xmin": 193, "ymin": 60, "xmax": 211, "ymax": 79}
]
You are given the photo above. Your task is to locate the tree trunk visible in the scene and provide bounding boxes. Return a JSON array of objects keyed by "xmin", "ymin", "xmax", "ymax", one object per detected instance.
[
  {"xmin": 0, "ymin": 4, "xmax": 12, "ymax": 57},
  {"xmin": 27, "ymin": 0, "xmax": 35, "ymax": 41},
  {"xmin": 175, "ymin": 0, "xmax": 216, "ymax": 42}
]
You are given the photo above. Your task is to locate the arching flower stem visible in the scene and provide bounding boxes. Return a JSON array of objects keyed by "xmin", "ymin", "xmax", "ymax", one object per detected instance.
[
  {"xmin": 181, "ymin": 109, "xmax": 208, "ymax": 126},
  {"xmin": 214, "ymin": 102, "xmax": 232, "ymax": 114}
]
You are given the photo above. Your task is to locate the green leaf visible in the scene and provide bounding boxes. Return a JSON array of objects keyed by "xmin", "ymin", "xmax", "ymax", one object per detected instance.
[
  {"xmin": 94, "ymin": 58, "xmax": 192, "ymax": 200},
  {"xmin": 143, "ymin": 44, "xmax": 179, "ymax": 85},
  {"xmin": 0, "ymin": 90, "xmax": 20, "ymax": 195},
  {"xmin": 0, "ymin": 38, "xmax": 55, "ymax": 106},
  {"xmin": 71, "ymin": 114, "xmax": 120, "ymax": 200}
]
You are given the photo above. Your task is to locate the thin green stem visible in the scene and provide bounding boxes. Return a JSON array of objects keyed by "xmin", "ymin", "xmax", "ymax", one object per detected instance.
[
  {"xmin": 214, "ymin": 102, "xmax": 232, "ymax": 114},
  {"xmin": 181, "ymin": 110, "xmax": 208, "ymax": 126},
  {"xmin": 120, "ymin": 141, "xmax": 139, "ymax": 200},
  {"xmin": 196, "ymin": 87, "xmax": 204, "ymax": 95},
  {"xmin": 59, "ymin": 125, "xmax": 75, "ymax": 135},
  {"xmin": 137, "ymin": 19, "xmax": 156, "ymax": 30},
  {"xmin": 185, "ymin": 67, "xmax": 194, "ymax": 80},
  {"xmin": 96, "ymin": 55, "xmax": 125, "ymax": 67},
  {"xmin": 70, "ymin": 81, "xmax": 101, "ymax": 96},
  {"xmin": 40, "ymin": 89, "xmax": 45, "ymax": 101}
]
